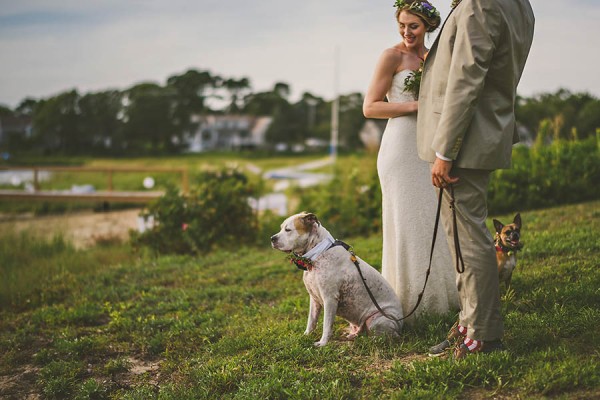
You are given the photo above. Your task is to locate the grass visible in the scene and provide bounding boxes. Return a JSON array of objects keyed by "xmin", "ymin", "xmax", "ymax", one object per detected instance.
[{"xmin": 1, "ymin": 200, "xmax": 599, "ymax": 399}]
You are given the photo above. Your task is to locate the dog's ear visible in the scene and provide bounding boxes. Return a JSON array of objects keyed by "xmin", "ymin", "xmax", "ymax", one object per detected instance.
[
  {"xmin": 513, "ymin": 213, "xmax": 521, "ymax": 229},
  {"xmin": 493, "ymin": 219, "xmax": 504, "ymax": 233},
  {"xmin": 301, "ymin": 213, "xmax": 319, "ymax": 229}
]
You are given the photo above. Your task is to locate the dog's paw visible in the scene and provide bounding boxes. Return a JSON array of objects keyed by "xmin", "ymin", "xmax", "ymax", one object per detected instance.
[
  {"xmin": 314, "ymin": 340, "xmax": 327, "ymax": 347},
  {"xmin": 345, "ymin": 333, "xmax": 358, "ymax": 341}
]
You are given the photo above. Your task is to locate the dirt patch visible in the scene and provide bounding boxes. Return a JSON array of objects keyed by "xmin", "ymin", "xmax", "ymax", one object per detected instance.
[
  {"xmin": 127, "ymin": 357, "xmax": 160, "ymax": 377},
  {"xmin": 0, "ymin": 364, "xmax": 41, "ymax": 400},
  {"xmin": 0, "ymin": 209, "xmax": 143, "ymax": 248}
]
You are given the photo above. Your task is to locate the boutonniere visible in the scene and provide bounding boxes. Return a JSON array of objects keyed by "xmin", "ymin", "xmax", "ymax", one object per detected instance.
[
  {"xmin": 451, "ymin": 0, "xmax": 462, "ymax": 9},
  {"xmin": 289, "ymin": 252, "xmax": 314, "ymax": 271}
]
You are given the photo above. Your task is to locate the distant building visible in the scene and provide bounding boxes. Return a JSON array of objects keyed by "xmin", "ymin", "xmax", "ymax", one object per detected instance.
[
  {"xmin": 358, "ymin": 119, "xmax": 387, "ymax": 153},
  {"xmin": 186, "ymin": 115, "xmax": 272, "ymax": 152},
  {"xmin": 515, "ymin": 123, "xmax": 535, "ymax": 147},
  {"xmin": 0, "ymin": 115, "xmax": 33, "ymax": 144}
]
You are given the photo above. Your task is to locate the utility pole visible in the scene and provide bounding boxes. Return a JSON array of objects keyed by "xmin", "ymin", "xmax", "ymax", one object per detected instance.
[{"xmin": 330, "ymin": 45, "xmax": 340, "ymax": 161}]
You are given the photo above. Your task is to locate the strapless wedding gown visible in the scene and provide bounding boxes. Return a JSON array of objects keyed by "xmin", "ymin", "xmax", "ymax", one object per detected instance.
[{"xmin": 377, "ymin": 70, "xmax": 459, "ymax": 320}]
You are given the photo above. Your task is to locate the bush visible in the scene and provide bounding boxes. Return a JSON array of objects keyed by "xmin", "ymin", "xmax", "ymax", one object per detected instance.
[
  {"xmin": 296, "ymin": 164, "xmax": 382, "ymax": 238},
  {"xmin": 489, "ymin": 136, "xmax": 600, "ymax": 213},
  {"xmin": 131, "ymin": 167, "xmax": 259, "ymax": 254}
]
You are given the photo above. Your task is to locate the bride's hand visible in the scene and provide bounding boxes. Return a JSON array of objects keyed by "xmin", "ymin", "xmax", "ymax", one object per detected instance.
[
  {"xmin": 399, "ymin": 101, "xmax": 418, "ymax": 115},
  {"xmin": 410, "ymin": 101, "xmax": 418, "ymax": 113}
]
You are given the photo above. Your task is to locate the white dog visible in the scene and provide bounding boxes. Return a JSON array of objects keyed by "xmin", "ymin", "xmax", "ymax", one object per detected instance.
[{"xmin": 271, "ymin": 212, "xmax": 403, "ymax": 346}]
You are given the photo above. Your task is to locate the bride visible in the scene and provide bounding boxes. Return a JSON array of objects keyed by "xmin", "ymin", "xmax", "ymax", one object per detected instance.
[{"xmin": 363, "ymin": 0, "xmax": 458, "ymax": 320}]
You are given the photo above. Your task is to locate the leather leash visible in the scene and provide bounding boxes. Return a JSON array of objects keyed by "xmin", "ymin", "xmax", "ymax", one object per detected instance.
[
  {"xmin": 338, "ymin": 184, "xmax": 464, "ymax": 324},
  {"xmin": 448, "ymin": 184, "xmax": 465, "ymax": 274}
]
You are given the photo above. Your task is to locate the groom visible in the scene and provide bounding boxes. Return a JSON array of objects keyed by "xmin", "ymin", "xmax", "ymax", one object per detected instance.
[{"xmin": 417, "ymin": 0, "xmax": 534, "ymax": 359}]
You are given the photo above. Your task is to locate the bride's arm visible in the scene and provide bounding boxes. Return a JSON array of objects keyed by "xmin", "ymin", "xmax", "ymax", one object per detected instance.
[{"xmin": 363, "ymin": 48, "xmax": 418, "ymax": 119}]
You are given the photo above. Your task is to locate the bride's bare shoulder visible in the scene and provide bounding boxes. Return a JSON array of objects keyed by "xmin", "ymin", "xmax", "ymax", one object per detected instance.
[
  {"xmin": 381, "ymin": 45, "xmax": 406, "ymax": 61},
  {"xmin": 376, "ymin": 45, "xmax": 406, "ymax": 71}
]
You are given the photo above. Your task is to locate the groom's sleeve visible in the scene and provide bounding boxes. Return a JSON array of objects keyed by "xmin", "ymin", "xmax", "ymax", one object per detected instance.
[{"xmin": 432, "ymin": 1, "xmax": 502, "ymax": 160}]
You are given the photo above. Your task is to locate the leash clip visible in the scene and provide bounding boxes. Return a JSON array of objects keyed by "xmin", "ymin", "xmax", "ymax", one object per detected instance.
[{"xmin": 347, "ymin": 246, "xmax": 358, "ymax": 263}]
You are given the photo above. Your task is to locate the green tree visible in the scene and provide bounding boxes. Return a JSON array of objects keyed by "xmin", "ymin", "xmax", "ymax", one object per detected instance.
[
  {"xmin": 222, "ymin": 77, "xmax": 251, "ymax": 113},
  {"xmin": 122, "ymin": 83, "xmax": 178, "ymax": 154},
  {"xmin": 2, "ymin": 100, "xmax": 38, "ymax": 154},
  {"xmin": 338, "ymin": 92, "xmax": 366, "ymax": 149},
  {"xmin": 0, "ymin": 104, "xmax": 13, "ymax": 118},
  {"xmin": 295, "ymin": 92, "xmax": 326, "ymax": 142},
  {"xmin": 166, "ymin": 69, "xmax": 219, "ymax": 113},
  {"xmin": 575, "ymin": 99, "xmax": 600, "ymax": 139},
  {"xmin": 32, "ymin": 90, "xmax": 81, "ymax": 154},
  {"xmin": 243, "ymin": 82, "xmax": 301, "ymax": 145},
  {"xmin": 15, "ymin": 98, "xmax": 39, "ymax": 118},
  {"xmin": 516, "ymin": 89, "xmax": 599, "ymax": 141},
  {"xmin": 273, "ymin": 82, "xmax": 291, "ymax": 99},
  {"xmin": 167, "ymin": 69, "xmax": 221, "ymax": 147},
  {"xmin": 78, "ymin": 90, "xmax": 124, "ymax": 153}
]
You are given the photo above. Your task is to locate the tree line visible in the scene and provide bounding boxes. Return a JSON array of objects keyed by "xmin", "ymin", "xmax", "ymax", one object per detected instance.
[{"xmin": 0, "ymin": 68, "xmax": 599, "ymax": 156}]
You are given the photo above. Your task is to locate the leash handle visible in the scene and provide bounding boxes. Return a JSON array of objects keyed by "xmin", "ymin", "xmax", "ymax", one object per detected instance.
[{"xmin": 449, "ymin": 185, "xmax": 465, "ymax": 274}]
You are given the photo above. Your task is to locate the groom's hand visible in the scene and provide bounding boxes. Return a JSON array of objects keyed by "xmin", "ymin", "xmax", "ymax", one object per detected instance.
[{"xmin": 431, "ymin": 157, "xmax": 459, "ymax": 188}]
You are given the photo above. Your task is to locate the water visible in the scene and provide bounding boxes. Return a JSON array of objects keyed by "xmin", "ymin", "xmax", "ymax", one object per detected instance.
[{"xmin": 0, "ymin": 171, "xmax": 51, "ymax": 186}]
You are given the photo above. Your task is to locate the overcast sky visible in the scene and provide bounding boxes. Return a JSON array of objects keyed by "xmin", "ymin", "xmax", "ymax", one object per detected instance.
[{"xmin": 0, "ymin": 0, "xmax": 598, "ymax": 108}]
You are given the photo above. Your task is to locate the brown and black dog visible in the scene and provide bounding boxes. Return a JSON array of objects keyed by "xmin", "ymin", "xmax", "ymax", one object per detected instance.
[{"xmin": 493, "ymin": 213, "xmax": 523, "ymax": 289}]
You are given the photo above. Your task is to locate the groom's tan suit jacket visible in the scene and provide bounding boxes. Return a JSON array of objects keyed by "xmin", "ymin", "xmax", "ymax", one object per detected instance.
[{"xmin": 417, "ymin": 0, "xmax": 535, "ymax": 170}]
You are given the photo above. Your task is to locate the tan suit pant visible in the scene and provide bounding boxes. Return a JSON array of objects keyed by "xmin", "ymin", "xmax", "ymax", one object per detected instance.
[{"xmin": 439, "ymin": 168, "xmax": 503, "ymax": 341}]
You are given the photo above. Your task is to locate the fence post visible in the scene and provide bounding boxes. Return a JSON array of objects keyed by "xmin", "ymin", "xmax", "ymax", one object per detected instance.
[{"xmin": 33, "ymin": 168, "xmax": 40, "ymax": 191}]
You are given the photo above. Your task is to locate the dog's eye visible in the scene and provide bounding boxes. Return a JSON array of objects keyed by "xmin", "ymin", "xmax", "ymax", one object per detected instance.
[{"xmin": 285, "ymin": 228, "xmax": 292, "ymax": 232}]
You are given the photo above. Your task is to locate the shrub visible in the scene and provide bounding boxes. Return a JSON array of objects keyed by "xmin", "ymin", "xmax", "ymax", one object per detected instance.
[
  {"xmin": 131, "ymin": 167, "xmax": 260, "ymax": 254},
  {"xmin": 296, "ymin": 164, "xmax": 382, "ymax": 238},
  {"xmin": 489, "ymin": 136, "xmax": 600, "ymax": 213}
]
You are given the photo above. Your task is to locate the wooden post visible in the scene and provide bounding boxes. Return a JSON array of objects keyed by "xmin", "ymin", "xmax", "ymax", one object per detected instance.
[{"xmin": 33, "ymin": 168, "xmax": 40, "ymax": 191}]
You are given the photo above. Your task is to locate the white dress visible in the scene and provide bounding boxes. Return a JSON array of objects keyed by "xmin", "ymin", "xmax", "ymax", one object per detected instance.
[{"xmin": 377, "ymin": 70, "xmax": 459, "ymax": 320}]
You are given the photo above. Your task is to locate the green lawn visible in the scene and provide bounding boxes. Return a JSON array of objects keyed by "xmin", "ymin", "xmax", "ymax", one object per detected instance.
[{"xmin": 1, "ymin": 200, "xmax": 599, "ymax": 399}]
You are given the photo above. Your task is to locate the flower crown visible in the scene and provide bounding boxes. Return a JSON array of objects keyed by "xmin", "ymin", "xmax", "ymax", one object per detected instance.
[{"xmin": 394, "ymin": 0, "xmax": 440, "ymax": 19}]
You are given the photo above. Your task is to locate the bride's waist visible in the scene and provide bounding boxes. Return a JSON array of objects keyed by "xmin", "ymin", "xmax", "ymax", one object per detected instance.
[{"xmin": 387, "ymin": 114, "xmax": 417, "ymax": 122}]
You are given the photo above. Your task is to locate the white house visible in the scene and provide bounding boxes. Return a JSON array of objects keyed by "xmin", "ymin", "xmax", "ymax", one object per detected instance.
[
  {"xmin": 0, "ymin": 115, "xmax": 33, "ymax": 144},
  {"xmin": 186, "ymin": 115, "xmax": 272, "ymax": 152},
  {"xmin": 358, "ymin": 119, "xmax": 387, "ymax": 153}
]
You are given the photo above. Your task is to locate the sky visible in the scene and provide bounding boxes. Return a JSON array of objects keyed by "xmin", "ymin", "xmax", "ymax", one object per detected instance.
[{"xmin": 1, "ymin": 0, "xmax": 599, "ymax": 108}]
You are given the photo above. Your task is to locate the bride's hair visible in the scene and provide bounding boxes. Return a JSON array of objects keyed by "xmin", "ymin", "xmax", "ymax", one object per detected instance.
[{"xmin": 394, "ymin": 0, "xmax": 441, "ymax": 32}]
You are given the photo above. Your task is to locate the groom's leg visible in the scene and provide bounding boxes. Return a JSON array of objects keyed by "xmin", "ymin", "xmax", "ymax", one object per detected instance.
[{"xmin": 439, "ymin": 167, "xmax": 503, "ymax": 341}]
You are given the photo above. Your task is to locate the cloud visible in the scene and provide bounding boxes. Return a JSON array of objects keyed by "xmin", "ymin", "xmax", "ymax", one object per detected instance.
[{"xmin": 0, "ymin": 0, "xmax": 598, "ymax": 108}]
